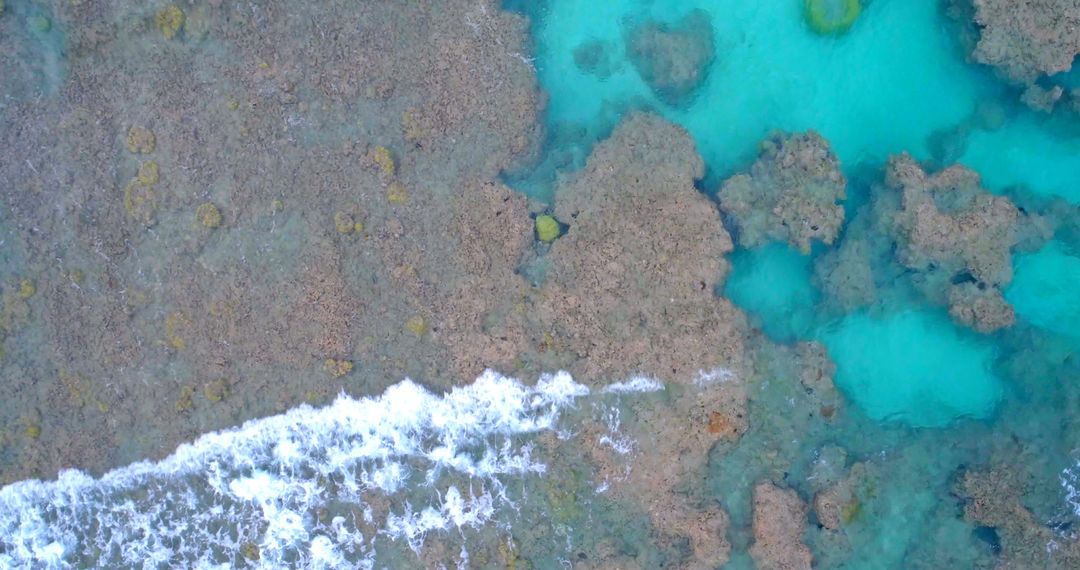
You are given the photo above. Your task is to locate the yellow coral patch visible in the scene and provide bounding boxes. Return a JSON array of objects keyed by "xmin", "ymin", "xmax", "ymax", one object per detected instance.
[
  {"xmin": 137, "ymin": 160, "xmax": 159, "ymax": 185},
  {"xmin": 123, "ymin": 179, "xmax": 157, "ymax": 225},
  {"xmin": 155, "ymin": 5, "xmax": 185, "ymax": 40},
  {"xmin": 16, "ymin": 279, "xmax": 35, "ymax": 299},
  {"xmin": 387, "ymin": 181, "xmax": 408, "ymax": 204},
  {"xmin": 175, "ymin": 385, "xmax": 195, "ymax": 413},
  {"xmin": 196, "ymin": 202, "xmax": 222, "ymax": 228},
  {"xmin": 368, "ymin": 146, "xmax": 395, "ymax": 177},
  {"xmin": 334, "ymin": 211, "xmax": 355, "ymax": 234},
  {"xmin": 164, "ymin": 311, "xmax": 190, "ymax": 350},
  {"xmin": 323, "ymin": 358, "xmax": 353, "ymax": 378},
  {"xmin": 405, "ymin": 315, "xmax": 428, "ymax": 337},
  {"xmin": 203, "ymin": 379, "xmax": 229, "ymax": 402},
  {"xmin": 126, "ymin": 125, "xmax": 155, "ymax": 154}
]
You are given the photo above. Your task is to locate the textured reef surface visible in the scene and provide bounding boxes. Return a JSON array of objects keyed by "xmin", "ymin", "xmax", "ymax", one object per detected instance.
[{"xmin": 2, "ymin": 0, "xmax": 1080, "ymax": 568}]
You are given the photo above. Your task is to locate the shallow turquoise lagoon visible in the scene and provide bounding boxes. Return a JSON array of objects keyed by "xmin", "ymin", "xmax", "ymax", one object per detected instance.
[
  {"xmin": 520, "ymin": 0, "xmax": 995, "ymax": 182},
  {"xmin": 724, "ymin": 242, "xmax": 817, "ymax": 342},
  {"xmin": 515, "ymin": 0, "xmax": 1080, "ymax": 202},
  {"xmin": 1006, "ymin": 240, "xmax": 1080, "ymax": 339},
  {"xmin": 818, "ymin": 309, "xmax": 1002, "ymax": 427}
]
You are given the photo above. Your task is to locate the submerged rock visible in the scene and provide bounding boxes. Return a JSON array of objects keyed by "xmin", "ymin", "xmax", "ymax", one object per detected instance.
[
  {"xmin": 967, "ymin": 0, "xmax": 1080, "ymax": 86},
  {"xmin": 625, "ymin": 10, "xmax": 716, "ymax": 107},
  {"xmin": 948, "ymin": 282, "xmax": 1015, "ymax": 333},
  {"xmin": 957, "ymin": 466, "xmax": 1080, "ymax": 569},
  {"xmin": 750, "ymin": 482, "xmax": 814, "ymax": 570},
  {"xmin": 887, "ymin": 154, "xmax": 1020, "ymax": 331},
  {"xmin": 718, "ymin": 131, "xmax": 847, "ymax": 254},
  {"xmin": 804, "ymin": 0, "xmax": 863, "ymax": 35},
  {"xmin": 574, "ymin": 40, "xmax": 621, "ymax": 79}
]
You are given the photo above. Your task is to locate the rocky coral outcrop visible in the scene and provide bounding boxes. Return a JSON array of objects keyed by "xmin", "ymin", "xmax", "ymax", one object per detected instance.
[
  {"xmin": 626, "ymin": 10, "xmax": 716, "ymax": 106},
  {"xmin": 535, "ymin": 112, "xmax": 748, "ymax": 386},
  {"xmin": 718, "ymin": 131, "xmax": 847, "ymax": 254},
  {"xmin": 948, "ymin": 282, "xmax": 1016, "ymax": 333},
  {"xmin": 887, "ymin": 154, "xmax": 1019, "ymax": 332},
  {"xmin": 957, "ymin": 466, "xmax": 1080, "ymax": 569},
  {"xmin": 967, "ymin": 0, "xmax": 1080, "ymax": 86},
  {"xmin": 750, "ymin": 482, "xmax": 814, "ymax": 570}
]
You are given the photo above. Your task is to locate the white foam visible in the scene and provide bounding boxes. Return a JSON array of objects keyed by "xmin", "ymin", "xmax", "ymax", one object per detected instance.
[
  {"xmin": 602, "ymin": 376, "xmax": 665, "ymax": 394},
  {"xmin": 695, "ymin": 367, "xmax": 736, "ymax": 386},
  {"xmin": 0, "ymin": 370, "xmax": 591, "ymax": 568},
  {"xmin": 1061, "ymin": 457, "xmax": 1080, "ymax": 518}
]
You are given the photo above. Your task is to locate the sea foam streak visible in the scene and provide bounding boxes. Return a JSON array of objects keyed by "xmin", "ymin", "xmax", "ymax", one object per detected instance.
[{"xmin": 0, "ymin": 370, "xmax": 603, "ymax": 568}]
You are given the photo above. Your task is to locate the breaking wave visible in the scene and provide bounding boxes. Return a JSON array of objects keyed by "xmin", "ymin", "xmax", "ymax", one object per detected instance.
[{"xmin": 0, "ymin": 370, "xmax": 654, "ymax": 568}]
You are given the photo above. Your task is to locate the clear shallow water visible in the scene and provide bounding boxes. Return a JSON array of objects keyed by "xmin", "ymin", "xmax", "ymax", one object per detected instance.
[
  {"xmin": 2, "ymin": 0, "xmax": 1080, "ymax": 567},
  {"xmin": 511, "ymin": 0, "xmax": 1080, "ymax": 202}
]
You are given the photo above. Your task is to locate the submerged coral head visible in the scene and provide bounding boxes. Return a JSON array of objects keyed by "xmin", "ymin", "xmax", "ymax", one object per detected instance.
[{"xmin": 805, "ymin": 0, "xmax": 862, "ymax": 35}]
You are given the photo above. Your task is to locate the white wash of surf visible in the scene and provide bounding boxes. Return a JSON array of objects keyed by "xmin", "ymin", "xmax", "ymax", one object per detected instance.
[{"xmin": 0, "ymin": 369, "xmax": 670, "ymax": 568}]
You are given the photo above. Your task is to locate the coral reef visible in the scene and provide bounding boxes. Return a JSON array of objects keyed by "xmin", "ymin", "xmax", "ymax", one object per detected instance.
[
  {"xmin": 957, "ymin": 466, "xmax": 1080, "ymax": 569},
  {"xmin": 812, "ymin": 460, "xmax": 865, "ymax": 531},
  {"xmin": 574, "ymin": 40, "xmax": 620, "ymax": 79},
  {"xmin": 947, "ymin": 282, "xmax": 1015, "ymax": 333},
  {"xmin": 625, "ymin": 10, "xmax": 715, "ymax": 107},
  {"xmin": 750, "ymin": 482, "xmax": 813, "ymax": 570},
  {"xmin": 965, "ymin": 0, "xmax": 1080, "ymax": 87},
  {"xmin": 584, "ymin": 379, "xmax": 747, "ymax": 568},
  {"xmin": 535, "ymin": 112, "xmax": 748, "ymax": 385},
  {"xmin": 0, "ymin": 0, "xmax": 547, "ymax": 483},
  {"xmin": 887, "ymin": 154, "xmax": 1019, "ymax": 331},
  {"xmin": 718, "ymin": 131, "xmax": 847, "ymax": 254}
]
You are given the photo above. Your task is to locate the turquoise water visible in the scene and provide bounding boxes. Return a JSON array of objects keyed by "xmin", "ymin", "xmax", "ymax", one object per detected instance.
[
  {"xmin": 819, "ymin": 310, "xmax": 1002, "ymax": 427},
  {"xmin": 516, "ymin": 0, "xmax": 1080, "ymax": 565},
  {"xmin": 1006, "ymin": 240, "xmax": 1080, "ymax": 339},
  {"xmin": 724, "ymin": 243, "xmax": 817, "ymax": 342},
  {"xmin": 514, "ymin": 0, "xmax": 1080, "ymax": 201}
]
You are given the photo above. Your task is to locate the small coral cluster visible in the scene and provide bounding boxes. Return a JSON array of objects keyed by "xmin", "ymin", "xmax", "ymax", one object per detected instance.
[
  {"xmin": 123, "ymin": 126, "xmax": 159, "ymax": 225},
  {"xmin": 956, "ymin": 0, "xmax": 1080, "ymax": 112},
  {"xmin": 718, "ymin": 131, "xmax": 847, "ymax": 254},
  {"xmin": 887, "ymin": 154, "xmax": 1019, "ymax": 332}
]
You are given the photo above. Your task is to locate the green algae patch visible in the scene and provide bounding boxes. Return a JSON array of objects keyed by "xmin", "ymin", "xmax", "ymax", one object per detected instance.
[
  {"xmin": 535, "ymin": 215, "xmax": 561, "ymax": 243},
  {"xmin": 819, "ymin": 310, "xmax": 1002, "ymax": 427},
  {"xmin": 805, "ymin": 0, "xmax": 862, "ymax": 35},
  {"xmin": 1005, "ymin": 241, "xmax": 1080, "ymax": 339},
  {"xmin": 724, "ymin": 243, "xmax": 817, "ymax": 342}
]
